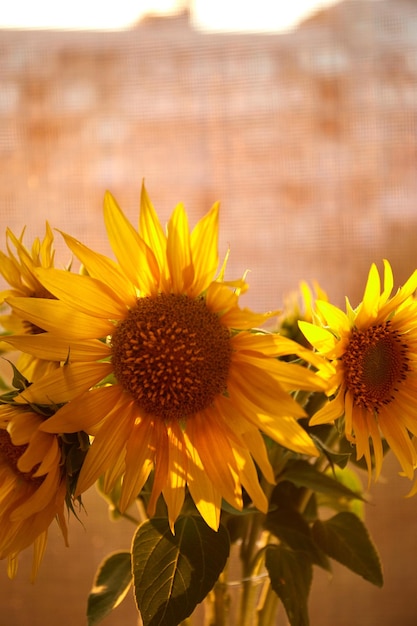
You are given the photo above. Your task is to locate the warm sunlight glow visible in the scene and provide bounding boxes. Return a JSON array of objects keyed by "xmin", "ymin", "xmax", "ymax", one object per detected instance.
[{"xmin": 0, "ymin": 0, "xmax": 342, "ymax": 32}]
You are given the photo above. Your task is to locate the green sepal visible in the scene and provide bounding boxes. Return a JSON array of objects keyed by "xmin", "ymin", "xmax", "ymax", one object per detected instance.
[
  {"xmin": 311, "ymin": 512, "xmax": 383, "ymax": 587},
  {"xmin": 87, "ymin": 551, "xmax": 132, "ymax": 626},
  {"xmin": 132, "ymin": 515, "xmax": 230, "ymax": 626},
  {"xmin": 265, "ymin": 544, "xmax": 312, "ymax": 626}
]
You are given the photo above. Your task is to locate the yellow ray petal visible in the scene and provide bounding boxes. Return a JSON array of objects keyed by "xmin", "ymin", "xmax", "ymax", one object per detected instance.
[
  {"xmin": 309, "ymin": 390, "xmax": 345, "ymax": 425},
  {"xmin": 75, "ymin": 399, "xmax": 135, "ymax": 495},
  {"xmin": 7, "ymin": 412, "xmax": 41, "ymax": 444},
  {"xmin": 189, "ymin": 201, "xmax": 219, "ymax": 296},
  {"xmin": 5, "ymin": 297, "xmax": 114, "ymax": 339},
  {"xmin": 378, "ymin": 268, "xmax": 417, "ymax": 321},
  {"xmin": 138, "ymin": 181, "xmax": 167, "ymax": 274},
  {"xmin": 19, "ymin": 433, "xmax": 59, "ymax": 476},
  {"xmin": 228, "ymin": 360, "xmax": 306, "ymax": 417},
  {"xmin": 40, "ymin": 385, "xmax": 125, "ymax": 433},
  {"xmin": 4, "ymin": 334, "xmax": 111, "ymax": 362},
  {"xmin": 35, "ymin": 268, "xmax": 127, "ymax": 319},
  {"xmin": 232, "ymin": 445, "xmax": 268, "ymax": 513},
  {"xmin": 147, "ymin": 419, "xmax": 170, "ymax": 517},
  {"xmin": 206, "ymin": 283, "xmax": 276, "ymax": 328},
  {"xmin": 226, "ymin": 377, "xmax": 318, "ymax": 456},
  {"xmin": 166, "ymin": 203, "xmax": 194, "ymax": 293},
  {"xmin": 298, "ymin": 321, "xmax": 337, "ymax": 354},
  {"xmin": 11, "ymin": 467, "xmax": 60, "ymax": 519},
  {"xmin": 183, "ymin": 432, "xmax": 222, "ymax": 531},
  {"xmin": 215, "ymin": 395, "xmax": 275, "ymax": 483},
  {"xmin": 185, "ymin": 409, "xmax": 242, "ymax": 510},
  {"xmin": 379, "ymin": 410, "xmax": 416, "ymax": 479},
  {"xmin": 15, "ymin": 362, "xmax": 113, "ymax": 405},
  {"xmin": 355, "ymin": 264, "xmax": 380, "ymax": 327},
  {"xmin": 163, "ymin": 422, "xmax": 187, "ymax": 530},
  {"xmin": 380, "ymin": 259, "xmax": 394, "ymax": 304},
  {"xmin": 233, "ymin": 352, "xmax": 327, "ymax": 393},
  {"xmin": 59, "ymin": 231, "xmax": 137, "ymax": 307},
  {"xmin": 120, "ymin": 414, "xmax": 154, "ymax": 512},
  {"xmin": 315, "ymin": 301, "xmax": 351, "ymax": 334},
  {"xmin": 104, "ymin": 191, "xmax": 160, "ymax": 294},
  {"xmin": 30, "ymin": 531, "xmax": 49, "ymax": 583}
]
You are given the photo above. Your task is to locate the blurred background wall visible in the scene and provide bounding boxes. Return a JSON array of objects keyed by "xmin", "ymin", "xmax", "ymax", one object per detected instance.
[{"xmin": 1, "ymin": 0, "xmax": 417, "ymax": 624}]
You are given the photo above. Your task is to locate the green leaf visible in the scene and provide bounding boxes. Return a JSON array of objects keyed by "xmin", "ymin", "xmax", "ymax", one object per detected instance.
[
  {"xmin": 87, "ymin": 551, "xmax": 132, "ymax": 626},
  {"xmin": 265, "ymin": 508, "xmax": 330, "ymax": 571},
  {"xmin": 311, "ymin": 512, "xmax": 383, "ymax": 587},
  {"xmin": 316, "ymin": 466, "xmax": 365, "ymax": 518},
  {"xmin": 132, "ymin": 515, "xmax": 230, "ymax": 626},
  {"xmin": 310, "ymin": 434, "xmax": 351, "ymax": 469},
  {"xmin": 280, "ymin": 460, "xmax": 363, "ymax": 501},
  {"xmin": 265, "ymin": 544, "xmax": 312, "ymax": 626}
]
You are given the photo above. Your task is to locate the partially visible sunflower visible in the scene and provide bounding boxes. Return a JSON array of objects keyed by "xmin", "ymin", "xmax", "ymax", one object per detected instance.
[
  {"xmin": 0, "ymin": 401, "xmax": 69, "ymax": 581},
  {"xmin": 5, "ymin": 184, "xmax": 327, "ymax": 530},
  {"xmin": 299, "ymin": 260, "xmax": 417, "ymax": 481},
  {"xmin": 0, "ymin": 223, "xmax": 60, "ymax": 380},
  {"xmin": 279, "ymin": 280, "xmax": 328, "ymax": 346}
]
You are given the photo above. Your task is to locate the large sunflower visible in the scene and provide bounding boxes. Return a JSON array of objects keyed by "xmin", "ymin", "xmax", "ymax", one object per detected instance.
[
  {"xmin": 5, "ymin": 184, "xmax": 327, "ymax": 530},
  {"xmin": 0, "ymin": 402, "xmax": 69, "ymax": 581},
  {"xmin": 0, "ymin": 223, "xmax": 60, "ymax": 380},
  {"xmin": 300, "ymin": 260, "xmax": 417, "ymax": 481}
]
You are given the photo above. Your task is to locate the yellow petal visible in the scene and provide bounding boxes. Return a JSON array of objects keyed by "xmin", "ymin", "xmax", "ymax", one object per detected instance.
[
  {"xmin": 315, "ymin": 301, "xmax": 350, "ymax": 334},
  {"xmin": 355, "ymin": 264, "xmax": 380, "ymax": 327},
  {"xmin": 15, "ymin": 362, "xmax": 113, "ymax": 405},
  {"xmin": 59, "ymin": 231, "xmax": 137, "ymax": 307},
  {"xmin": 232, "ymin": 445, "xmax": 268, "ymax": 513},
  {"xmin": 35, "ymin": 268, "xmax": 127, "ymax": 319},
  {"xmin": 7, "ymin": 412, "xmax": 41, "ymax": 444},
  {"xmin": 309, "ymin": 392, "xmax": 345, "ymax": 426},
  {"xmin": 166, "ymin": 203, "xmax": 194, "ymax": 293},
  {"xmin": 147, "ymin": 419, "xmax": 170, "ymax": 517},
  {"xmin": 227, "ymin": 364, "xmax": 306, "ymax": 419},
  {"xmin": 75, "ymin": 398, "xmax": 135, "ymax": 495},
  {"xmin": 183, "ymin": 434, "xmax": 222, "ymax": 530},
  {"xmin": 298, "ymin": 321, "xmax": 337, "ymax": 354},
  {"xmin": 138, "ymin": 182, "xmax": 167, "ymax": 274},
  {"xmin": 4, "ymin": 334, "xmax": 111, "ymax": 362},
  {"xmin": 189, "ymin": 202, "xmax": 219, "ymax": 296},
  {"xmin": 40, "ymin": 385, "xmax": 125, "ymax": 433},
  {"xmin": 163, "ymin": 422, "xmax": 187, "ymax": 531},
  {"xmin": 226, "ymin": 376, "xmax": 318, "ymax": 456},
  {"xmin": 185, "ymin": 409, "xmax": 242, "ymax": 511},
  {"xmin": 120, "ymin": 414, "xmax": 154, "ymax": 512},
  {"xmin": 380, "ymin": 259, "xmax": 394, "ymax": 304},
  {"xmin": 5, "ymin": 297, "xmax": 114, "ymax": 339},
  {"xmin": 104, "ymin": 191, "xmax": 160, "ymax": 294}
]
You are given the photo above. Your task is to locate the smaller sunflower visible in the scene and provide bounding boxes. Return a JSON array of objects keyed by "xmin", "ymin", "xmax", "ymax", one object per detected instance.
[
  {"xmin": 279, "ymin": 280, "xmax": 328, "ymax": 346},
  {"xmin": 0, "ymin": 398, "xmax": 77, "ymax": 581},
  {"xmin": 299, "ymin": 260, "xmax": 417, "ymax": 481},
  {"xmin": 0, "ymin": 224, "xmax": 61, "ymax": 380}
]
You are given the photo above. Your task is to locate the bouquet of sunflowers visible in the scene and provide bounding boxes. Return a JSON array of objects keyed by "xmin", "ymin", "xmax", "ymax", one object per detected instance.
[{"xmin": 1, "ymin": 183, "xmax": 416, "ymax": 626}]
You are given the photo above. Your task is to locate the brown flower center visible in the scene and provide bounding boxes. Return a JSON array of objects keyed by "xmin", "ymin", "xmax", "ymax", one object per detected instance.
[
  {"xmin": 0, "ymin": 429, "xmax": 41, "ymax": 483},
  {"xmin": 112, "ymin": 293, "xmax": 232, "ymax": 420},
  {"xmin": 342, "ymin": 322, "xmax": 409, "ymax": 412}
]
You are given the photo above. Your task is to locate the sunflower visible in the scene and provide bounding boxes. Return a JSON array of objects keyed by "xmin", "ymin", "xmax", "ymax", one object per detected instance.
[
  {"xmin": 279, "ymin": 280, "xmax": 328, "ymax": 346},
  {"xmin": 0, "ymin": 402, "xmax": 69, "ymax": 581},
  {"xmin": 0, "ymin": 223, "xmax": 61, "ymax": 381},
  {"xmin": 299, "ymin": 260, "xmax": 417, "ymax": 481},
  {"xmin": 5, "ymin": 184, "xmax": 327, "ymax": 530}
]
